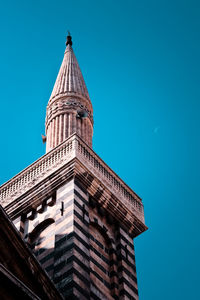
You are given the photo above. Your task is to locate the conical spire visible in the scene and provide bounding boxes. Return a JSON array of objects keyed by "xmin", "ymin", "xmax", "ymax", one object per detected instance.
[
  {"xmin": 45, "ymin": 34, "xmax": 93, "ymax": 153},
  {"xmin": 49, "ymin": 34, "xmax": 90, "ymax": 104}
]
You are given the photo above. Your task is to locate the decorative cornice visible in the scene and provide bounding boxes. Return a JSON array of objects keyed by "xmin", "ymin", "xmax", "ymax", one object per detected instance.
[
  {"xmin": 0, "ymin": 134, "xmax": 146, "ymax": 228},
  {"xmin": 4, "ymin": 159, "xmax": 147, "ymax": 238}
]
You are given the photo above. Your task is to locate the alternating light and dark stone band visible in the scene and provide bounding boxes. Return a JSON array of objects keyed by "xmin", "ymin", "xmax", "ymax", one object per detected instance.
[{"xmin": 14, "ymin": 178, "xmax": 139, "ymax": 300}]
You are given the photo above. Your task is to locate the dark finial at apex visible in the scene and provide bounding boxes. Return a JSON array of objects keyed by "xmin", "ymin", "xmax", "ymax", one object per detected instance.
[{"xmin": 66, "ymin": 31, "xmax": 72, "ymax": 46}]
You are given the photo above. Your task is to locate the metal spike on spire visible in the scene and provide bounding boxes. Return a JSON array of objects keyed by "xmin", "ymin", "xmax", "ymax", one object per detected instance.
[{"xmin": 66, "ymin": 31, "xmax": 72, "ymax": 46}]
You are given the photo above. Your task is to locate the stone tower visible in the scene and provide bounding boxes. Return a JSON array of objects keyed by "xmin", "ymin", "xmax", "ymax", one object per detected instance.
[{"xmin": 0, "ymin": 34, "xmax": 147, "ymax": 299}]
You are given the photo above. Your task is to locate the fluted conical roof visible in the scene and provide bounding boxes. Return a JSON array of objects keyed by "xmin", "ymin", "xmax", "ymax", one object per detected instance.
[{"xmin": 49, "ymin": 41, "xmax": 90, "ymax": 103}]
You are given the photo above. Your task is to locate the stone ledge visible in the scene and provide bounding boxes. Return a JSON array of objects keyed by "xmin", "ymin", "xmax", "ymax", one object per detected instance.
[{"xmin": 0, "ymin": 134, "xmax": 145, "ymax": 225}]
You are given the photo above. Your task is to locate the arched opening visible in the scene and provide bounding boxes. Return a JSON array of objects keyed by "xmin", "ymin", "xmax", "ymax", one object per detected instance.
[
  {"xmin": 28, "ymin": 218, "xmax": 55, "ymax": 278},
  {"xmin": 29, "ymin": 218, "xmax": 55, "ymax": 244}
]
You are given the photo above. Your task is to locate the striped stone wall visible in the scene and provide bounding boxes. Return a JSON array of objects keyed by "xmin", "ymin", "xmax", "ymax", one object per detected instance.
[
  {"xmin": 116, "ymin": 228, "xmax": 139, "ymax": 299},
  {"xmin": 88, "ymin": 198, "xmax": 139, "ymax": 300},
  {"xmin": 12, "ymin": 178, "xmax": 139, "ymax": 299}
]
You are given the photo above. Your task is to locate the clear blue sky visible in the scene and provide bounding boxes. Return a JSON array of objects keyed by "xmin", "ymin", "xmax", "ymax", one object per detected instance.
[{"xmin": 0, "ymin": 1, "xmax": 199, "ymax": 299}]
